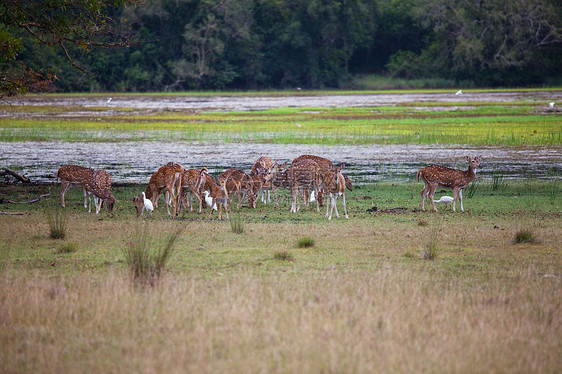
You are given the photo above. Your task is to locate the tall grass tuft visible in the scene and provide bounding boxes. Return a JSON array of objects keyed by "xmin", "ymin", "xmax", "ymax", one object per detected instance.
[
  {"xmin": 123, "ymin": 225, "xmax": 182, "ymax": 287},
  {"xmin": 230, "ymin": 211, "xmax": 244, "ymax": 234},
  {"xmin": 491, "ymin": 170, "xmax": 507, "ymax": 191},
  {"xmin": 46, "ymin": 207, "xmax": 67, "ymax": 240},
  {"xmin": 296, "ymin": 237, "xmax": 315, "ymax": 248},
  {"xmin": 514, "ymin": 229, "xmax": 536, "ymax": 244},
  {"xmin": 466, "ymin": 180, "xmax": 478, "ymax": 198},
  {"xmin": 423, "ymin": 225, "xmax": 439, "ymax": 260}
]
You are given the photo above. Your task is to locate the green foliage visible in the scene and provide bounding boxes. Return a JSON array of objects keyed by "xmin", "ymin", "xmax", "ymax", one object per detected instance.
[
  {"xmin": 230, "ymin": 212, "xmax": 245, "ymax": 234},
  {"xmin": 57, "ymin": 242, "xmax": 78, "ymax": 254}
]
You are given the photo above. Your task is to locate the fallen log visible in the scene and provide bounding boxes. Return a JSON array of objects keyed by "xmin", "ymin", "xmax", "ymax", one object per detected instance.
[
  {"xmin": 0, "ymin": 211, "xmax": 27, "ymax": 215},
  {"xmin": 5, "ymin": 193, "xmax": 50, "ymax": 204},
  {"xmin": 1, "ymin": 168, "xmax": 31, "ymax": 183}
]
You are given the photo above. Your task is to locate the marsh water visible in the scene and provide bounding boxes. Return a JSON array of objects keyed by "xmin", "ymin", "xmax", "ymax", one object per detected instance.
[{"xmin": 2, "ymin": 91, "xmax": 561, "ymax": 184}]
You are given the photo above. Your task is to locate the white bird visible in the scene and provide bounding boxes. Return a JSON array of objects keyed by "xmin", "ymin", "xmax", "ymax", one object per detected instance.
[
  {"xmin": 141, "ymin": 192, "xmax": 153, "ymax": 216},
  {"xmin": 433, "ymin": 196, "xmax": 454, "ymax": 206},
  {"xmin": 297, "ymin": 87, "xmax": 302, "ymax": 91},
  {"xmin": 549, "ymin": 102, "xmax": 555, "ymax": 108},
  {"xmin": 203, "ymin": 191, "xmax": 217, "ymax": 210},
  {"xmin": 455, "ymin": 90, "xmax": 463, "ymax": 96},
  {"xmin": 296, "ymin": 123, "xmax": 302, "ymax": 127},
  {"xmin": 309, "ymin": 190, "xmax": 316, "ymax": 203},
  {"xmin": 107, "ymin": 97, "xmax": 112, "ymax": 104}
]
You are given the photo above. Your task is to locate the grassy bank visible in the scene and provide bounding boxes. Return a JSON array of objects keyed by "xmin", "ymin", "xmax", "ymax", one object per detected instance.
[
  {"xmin": 0, "ymin": 181, "xmax": 560, "ymax": 372},
  {"xmin": 1, "ymin": 94, "xmax": 560, "ymax": 145}
]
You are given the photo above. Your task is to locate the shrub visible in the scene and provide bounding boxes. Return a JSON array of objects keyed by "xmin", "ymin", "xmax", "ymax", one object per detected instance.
[
  {"xmin": 297, "ymin": 237, "xmax": 315, "ymax": 248},
  {"xmin": 423, "ymin": 226, "xmax": 439, "ymax": 260},
  {"xmin": 123, "ymin": 225, "xmax": 182, "ymax": 287},
  {"xmin": 46, "ymin": 208, "xmax": 67, "ymax": 240}
]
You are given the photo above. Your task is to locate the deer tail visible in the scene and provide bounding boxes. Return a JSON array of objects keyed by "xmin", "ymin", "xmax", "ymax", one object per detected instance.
[{"xmin": 417, "ymin": 170, "xmax": 422, "ymax": 183}]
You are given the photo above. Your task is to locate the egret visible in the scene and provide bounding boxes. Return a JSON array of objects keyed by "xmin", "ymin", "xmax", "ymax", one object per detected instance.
[
  {"xmin": 455, "ymin": 90, "xmax": 463, "ymax": 96},
  {"xmin": 141, "ymin": 192, "xmax": 153, "ymax": 216},
  {"xmin": 549, "ymin": 102, "xmax": 555, "ymax": 108},
  {"xmin": 107, "ymin": 97, "xmax": 112, "ymax": 104},
  {"xmin": 203, "ymin": 190, "xmax": 217, "ymax": 210},
  {"xmin": 433, "ymin": 196, "xmax": 454, "ymax": 206}
]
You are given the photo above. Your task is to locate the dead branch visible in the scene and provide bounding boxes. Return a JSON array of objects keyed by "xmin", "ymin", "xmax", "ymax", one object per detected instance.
[
  {"xmin": 0, "ymin": 211, "xmax": 27, "ymax": 215},
  {"xmin": 5, "ymin": 193, "xmax": 50, "ymax": 204},
  {"xmin": 1, "ymin": 168, "xmax": 31, "ymax": 183}
]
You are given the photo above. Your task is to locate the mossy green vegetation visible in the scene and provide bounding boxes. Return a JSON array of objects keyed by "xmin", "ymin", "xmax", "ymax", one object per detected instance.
[{"xmin": 1, "ymin": 91, "xmax": 560, "ymax": 145}]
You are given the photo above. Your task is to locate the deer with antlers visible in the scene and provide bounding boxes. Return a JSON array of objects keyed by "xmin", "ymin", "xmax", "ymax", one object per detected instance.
[
  {"xmin": 142, "ymin": 162, "xmax": 184, "ymax": 217},
  {"xmin": 417, "ymin": 156, "xmax": 482, "ymax": 212},
  {"xmin": 57, "ymin": 165, "xmax": 115, "ymax": 214}
]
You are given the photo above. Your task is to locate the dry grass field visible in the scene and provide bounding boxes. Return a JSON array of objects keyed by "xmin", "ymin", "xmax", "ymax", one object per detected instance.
[{"xmin": 0, "ymin": 181, "xmax": 560, "ymax": 373}]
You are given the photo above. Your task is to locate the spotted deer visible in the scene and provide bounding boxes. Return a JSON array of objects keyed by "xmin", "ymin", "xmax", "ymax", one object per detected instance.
[
  {"xmin": 261, "ymin": 161, "xmax": 289, "ymax": 206},
  {"xmin": 317, "ymin": 165, "xmax": 348, "ymax": 219},
  {"xmin": 292, "ymin": 155, "xmax": 353, "ymax": 206},
  {"xmin": 417, "ymin": 156, "xmax": 482, "ymax": 212},
  {"xmin": 250, "ymin": 156, "xmax": 277, "ymax": 205},
  {"xmin": 205, "ymin": 171, "xmax": 229, "ymax": 220},
  {"xmin": 57, "ymin": 165, "xmax": 115, "ymax": 214},
  {"xmin": 286, "ymin": 160, "xmax": 321, "ymax": 213},
  {"xmin": 220, "ymin": 169, "xmax": 249, "ymax": 209},
  {"xmin": 144, "ymin": 162, "xmax": 184, "ymax": 217},
  {"xmin": 178, "ymin": 168, "xmax": 207, "ymax": 214}
]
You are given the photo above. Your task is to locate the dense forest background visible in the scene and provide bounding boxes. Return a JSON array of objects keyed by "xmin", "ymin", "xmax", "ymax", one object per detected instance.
[{"xmin": 8, "ymin": 0, "xmax": 562, "ymax": 92}]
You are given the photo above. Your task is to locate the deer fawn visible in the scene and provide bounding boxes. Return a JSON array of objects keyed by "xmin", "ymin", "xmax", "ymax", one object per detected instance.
[
  {"xmin": 250, "ymin": 156, "xmax": 277, "ymax": 205},
  {"xmin": 205, "ymin": 170, "xmax": 229, "ymax": 220},
  {"xmin": 417, "ymin": 156, "xmax": 482, "ymax": 212},
  {"xmin": 178, "ymin": 168, "xmax": 208, "ymax": 214},
  {"xmin": 57, "ymin": 165, "xmax": 115, "ymax": 214}
]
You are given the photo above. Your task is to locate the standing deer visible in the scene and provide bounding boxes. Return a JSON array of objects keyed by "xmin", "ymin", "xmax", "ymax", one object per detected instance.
[
  {"xmin": 262, "ymin": 161, "xmax": 289, "ymax": 206},
  {"xmin": 286, "ymin": 160, "xmax": 321, "ymax": 213},
  {"xmin": 317, "ymin": 165, "xmax": 348, "ymax": 219},
  {"xmin": 178, "ymin": 168, "xmax": 207, "ymax": 214},
  {"xmin": 250, "ymin": 156, "xmax": 277, "ymax": 205},
  {"xmin": 417, "ymin": 156, "xmax": 482, "ymax": 212},
  {"xmin": 57, "ymin": 165, "xmax": 115, "ymax": 214},
  {"xmin": 220, "ymin": 169, "xmax": 251, "ymax": 209},
  {"xmin": 143, "ymin": 162, "xmax": 184, "ymax": 217},
  {"xmin": 206, "ymin": 171, "xmax": 229, "ymax": 220}
]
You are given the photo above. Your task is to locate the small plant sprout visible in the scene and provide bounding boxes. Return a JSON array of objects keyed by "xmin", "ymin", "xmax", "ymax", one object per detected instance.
[
  {"xmin": 514, "ymin": 229, "xmax": 536, "ymax": 244},
  {"xmin": 46, "ymin": 207, "xmax": 67, "ymax": 240},
  {"xmin": 273, "ymin": 249, "xmax": 294, "ymax": 261}
]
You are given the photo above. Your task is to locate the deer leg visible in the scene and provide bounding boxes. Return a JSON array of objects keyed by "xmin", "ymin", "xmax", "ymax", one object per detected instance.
[
  {"xmin": 342, "ymin": 193, "xmax": 348, "ymax": 219},
  {"xmin": 452, "ymin": 187, "xmax": 459, "ymax": 212},
  {"xmin": 333, "ymin": 194, "xmax": 340, "ymax": 218},
  {"xmin": 428, "ymin": 184, "xmax": 438, "ymax": 212},
  {"xmin": 326, "ymin": 193, "xmax": 330, "ymax": 218},
  {"xmin": 420, "ymin": 183, "xmax": 429, "ymax": 212},
  {"xmin": 60, "ymin": 182, "xmax": 72, "ymax": 207},
  {"xmin": 459, "ymin": 189, "xmax": 464, "ymax": 212}
]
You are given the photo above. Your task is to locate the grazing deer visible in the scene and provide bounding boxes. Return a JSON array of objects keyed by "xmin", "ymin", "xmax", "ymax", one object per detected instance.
[
  {"xmin": 292, "ymin": 155, "xmax": 353, "ymax": 206},
  {"xmin": 178, "ymin": 168, "xmax": 207, "ymax": 214},
  {"xmin": 247, "ymin": 174, "xmax": 268, "ymax": 208},
  {"xmin": 417, "ymin": 156, "xmax": 482, "ymax": 212},
  {"xmin": 317, "ymin": 165, "xmax": 348, "ymax": 219},
  {"xmin": 206, "ymin": 172, "xmax": 229, "ymax": 220},
  {"xmin": 286, "ymin": 160, "xmax": 321, "ymax": 213},
  {"xmin": 57, "ymin": 165, "xmax": 115, "ymax": 214},
  {"xmin": 144, "ymin": 163, "xmax": 184, "ymax": 217}
]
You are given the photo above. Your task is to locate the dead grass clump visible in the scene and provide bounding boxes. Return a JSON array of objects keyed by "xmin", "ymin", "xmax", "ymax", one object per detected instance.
[
  {"xmin": 230, "ymin": 212, "xmax": 244, "ymax": 234},
  {"xmin": 422, "ymin": 226, "xmax": 439, "ymax": 260},
  {"xmin": 417, "ymin": 218, "xmax": 428, "ymax": 227}
]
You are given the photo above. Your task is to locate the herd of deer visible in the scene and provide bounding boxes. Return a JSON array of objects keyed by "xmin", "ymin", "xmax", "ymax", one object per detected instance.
[{"xmin": 56, "ymin": 154, "xmax": 482, "ymax": 219}]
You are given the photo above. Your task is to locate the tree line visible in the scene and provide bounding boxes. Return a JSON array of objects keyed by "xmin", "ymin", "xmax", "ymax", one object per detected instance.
[{"xmin": 2, "ymin": 0, "xmax": 561, "ymax": 94}]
